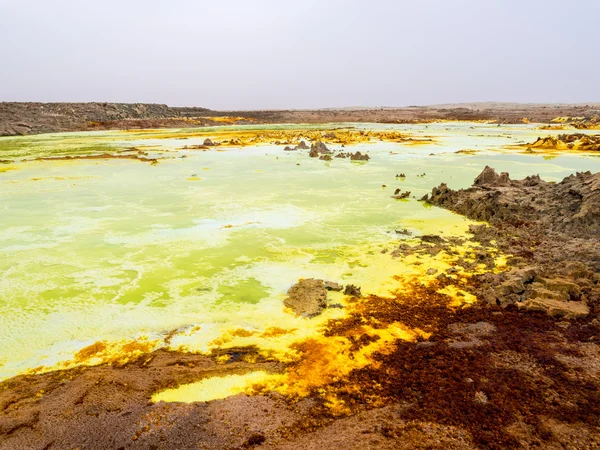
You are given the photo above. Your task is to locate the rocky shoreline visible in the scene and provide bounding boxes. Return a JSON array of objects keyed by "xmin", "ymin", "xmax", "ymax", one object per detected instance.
[
  {"xmin": 1, "ymin": 167, "xmax": 599, "ymax": 449},
  {"xmin": 423, "ymin": 166, "xmax": 600, "ymax": 317}
]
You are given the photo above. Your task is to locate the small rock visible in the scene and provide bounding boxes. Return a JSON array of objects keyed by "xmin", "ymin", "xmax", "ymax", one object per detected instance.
[
  {"xmin": 392, "ymin": 190, "xmax": 411, "ymax": 199},
  {"xmin": 415, "ymin": 341, "xmax": 435, "ymax": 348},
  {"xmin": 474, "ymin": 391, "xmax": 488, "ymax": 404},
  {"xmin": 350, "ymin": 151, "xmax": 370, "ymax": 161},
  {"xmin": 344, "ymin": 284, "xmax": 362, "ymax": 297},
  {"xmin": 311, "ymin": 140, "xmax": 332, "ymax": 154},
  {"xmin": 323, "ymin": 281, "xmax": 343, "ymax": 291},
  {"xmin": 421, "ymin": 234, "xmax": 445, "ymax": 244}
]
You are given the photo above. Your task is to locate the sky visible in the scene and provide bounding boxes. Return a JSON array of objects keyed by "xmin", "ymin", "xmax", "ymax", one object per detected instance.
[{"xmin": 0, "ymin": 0, "xmax": 599, "ymax": 109}]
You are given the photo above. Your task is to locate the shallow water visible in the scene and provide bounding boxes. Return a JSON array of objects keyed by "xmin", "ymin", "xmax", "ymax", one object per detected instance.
[{"xmin": 1, "ymin": 122, "xmax": 599, "ymax": 381}]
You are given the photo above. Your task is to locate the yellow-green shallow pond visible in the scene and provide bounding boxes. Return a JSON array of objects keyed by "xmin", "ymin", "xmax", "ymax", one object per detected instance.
[{"xmin": 1, "ymin": 122, "xmax": 599, "ymax": 380}]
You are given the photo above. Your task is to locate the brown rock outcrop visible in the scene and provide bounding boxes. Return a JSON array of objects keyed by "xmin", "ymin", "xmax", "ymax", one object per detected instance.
[
  {"xmin": 423, "ymin": 166, "xmax": 600, "ymax": 319},
  {"xmin": 424, "ymin": 167, "xmax": 600, "ymax": 236},
  {"xmin": 284, "ymin": 279, "xmax": 328, "ymax": 317}
]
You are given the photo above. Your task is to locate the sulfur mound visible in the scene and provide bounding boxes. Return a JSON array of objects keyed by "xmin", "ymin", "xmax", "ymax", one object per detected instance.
[{"xmin": 526, "ymin": 133, "xmax": 600, "ymax": 151}]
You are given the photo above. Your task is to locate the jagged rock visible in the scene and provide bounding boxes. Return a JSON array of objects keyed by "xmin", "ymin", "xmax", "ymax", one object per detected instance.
[
  {"xmin": 309, "ymin": 148, "xmax": 319, "ymax": 157},
  {"xmin": 283, "ymin": 146, "xmax": 294, "ymax": 151},
  {"xmin": 344, "ymin": 284, "xmax": 362, "ymax": 297},
  {"xmin": 350, "ymin": 151, "xmax": 370, "ymax": 161},
  {"xmin": 528, "ymin": 285, "xmax": 569, "ymax": 302},
  {"xmin": 310, "ymin": 140, "xmax": 332, "ymax": 154},
  {"xmin": 474, "ymin": 391, "xmax": 489, "ymax": 404},
  {"xmin": 319, "ymin": 154, "xmax": 332, "ymax": 161},
  {"xmin": 392, "ymin": 189, "xmax": 411, "ymax": 199},
  {"xmin": 334, "ymin": 153, "xmax": 346, "ymax": 158},
  {"xmin": 203, "ymin": 138, "xmax": 216, "ymax": 146},
  {"xmin": 492, "ymin": 267, "xmax": 539, "ymax": 306},
  {"xmin": 426, "ymin": 167, "xmax": 600, "ymax": 236},
  {"xmin": 295, "ymin": 141, "xmax": 309, "ymax": 150},
  {"xmin": 284, "ymin": 279, "xmax": 328, "ymax": 317},
  {"xmin": 498, "ymin": 278, "xmax": 524, "ymax": 296},
  {"xmin": 539, "ymin": 277, "xmax": 581, "ymax": 299},
  {"xmin": 474, "ymin": 166, "xmax": 511, "ymax": 187}
]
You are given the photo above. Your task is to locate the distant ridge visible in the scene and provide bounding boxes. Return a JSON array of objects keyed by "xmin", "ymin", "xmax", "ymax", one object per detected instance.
[{"xmin": 1, "ymin": 101, "xmax": 599, "ymax": 137}]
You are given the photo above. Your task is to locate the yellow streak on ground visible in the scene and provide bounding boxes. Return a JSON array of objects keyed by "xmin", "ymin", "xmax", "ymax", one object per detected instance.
[
  {"xmin": 152, "ymin": 371, "xmax": 270, "ymax": 403},
  {"xmin": 151, "ymin": 321, "xmax": 423, "ymax": 404}
]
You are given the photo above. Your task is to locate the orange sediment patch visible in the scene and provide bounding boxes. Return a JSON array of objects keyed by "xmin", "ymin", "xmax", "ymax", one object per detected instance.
[
  {"xmin": 229, "ymin": 328, "xmax": 256, "ymax": 338},
  {"xmin": 74, "ymin": 341, "xmax": 107, "ymax": 362},
  {"xmin": 50, "ymin": 338, "xmax": 160, "ymax": 372},
  {"xmin": 261, "ymin": 327, "xmax": 297, "ymax": 338}
]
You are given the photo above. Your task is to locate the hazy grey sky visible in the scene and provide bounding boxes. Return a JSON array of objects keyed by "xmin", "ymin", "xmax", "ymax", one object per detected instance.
[{"xmin": 1, "ymin": 0, "xmax": 598, "ymax": 109}]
